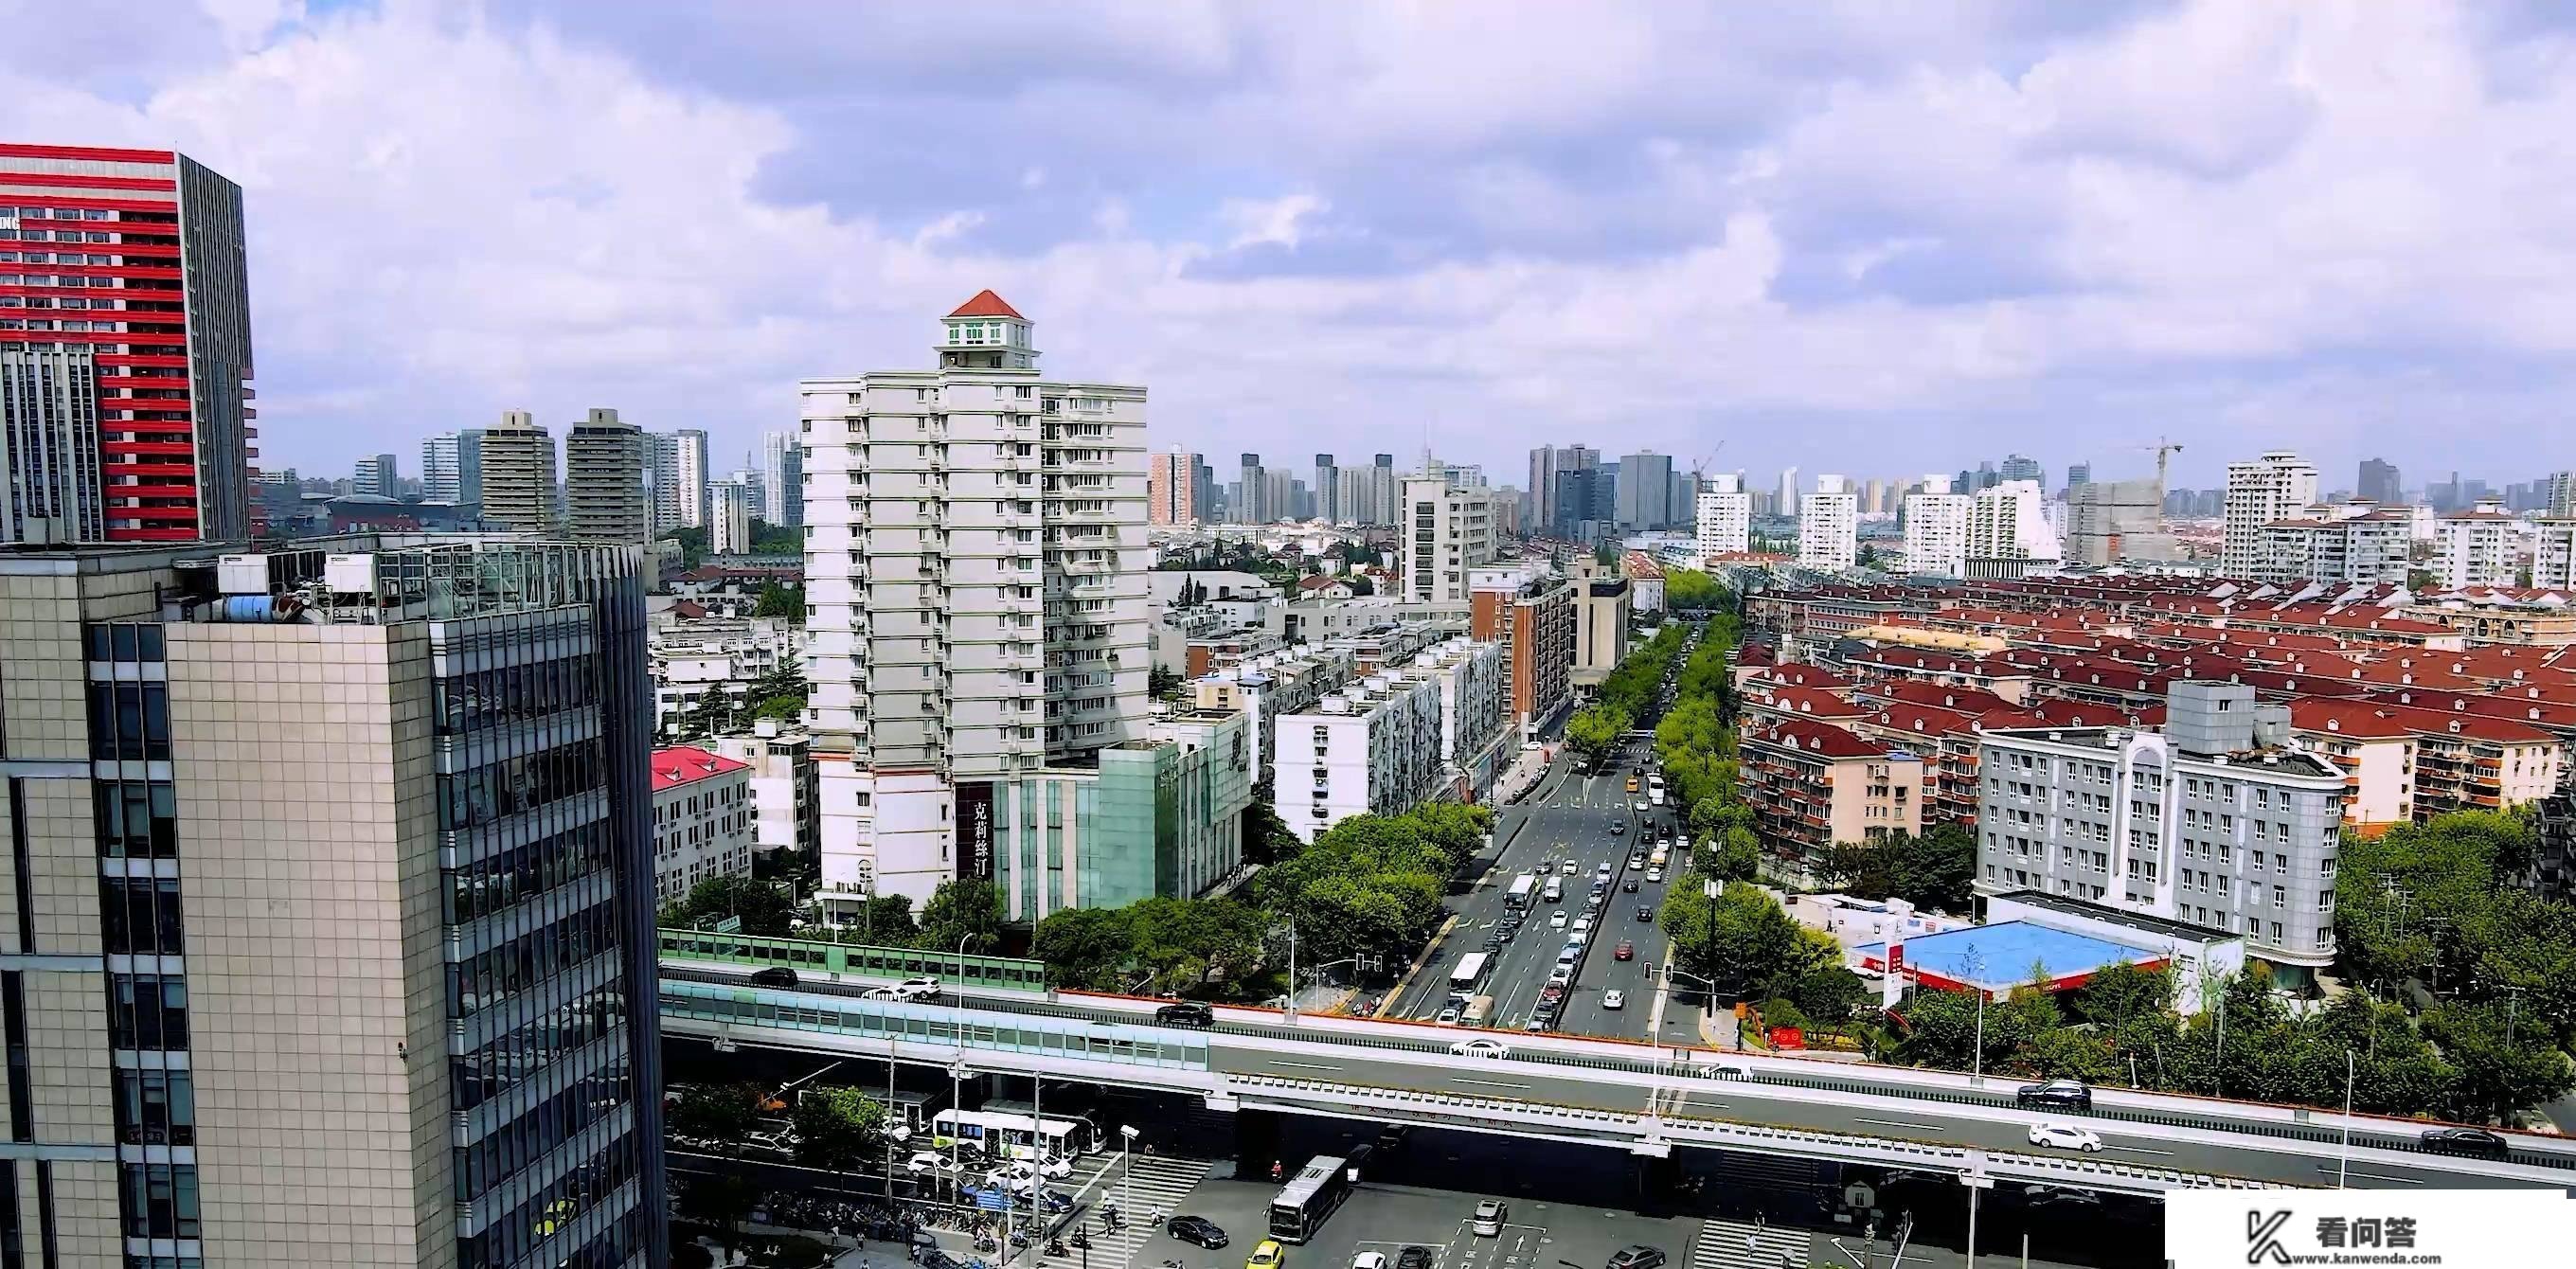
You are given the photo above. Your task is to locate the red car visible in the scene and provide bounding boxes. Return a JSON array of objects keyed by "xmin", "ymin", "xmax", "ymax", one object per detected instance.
[{"xmin": 1614, "ymin": 940, "xmax": 1635, "ymax": 961}]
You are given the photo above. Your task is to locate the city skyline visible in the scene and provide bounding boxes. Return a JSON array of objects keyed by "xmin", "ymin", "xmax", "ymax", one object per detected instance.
[{"xmin": 4, "ymin": 4, "xmax": 2566, "ymax": 492}]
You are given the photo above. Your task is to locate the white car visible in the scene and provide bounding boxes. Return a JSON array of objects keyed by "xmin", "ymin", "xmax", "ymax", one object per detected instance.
[
  {"xmin": 1353, "ymin": 1255, "xmax": 1389, "ymax": 1269},
  {"xmin": 1451, "ymin": 1037, "xmax": 1511, "ymax": 1060},
  {"xmin": 1559, "ymin": 860, "xmax": 1579, "ymax": 876},
  {"xmin": 905, "ymin": 1151, "xmax": 957, "ymax": 1175},
  {"xmin": 1646, "ymin": 868, "xmax": 1665, "ymax": 884},
  {"xmin": 1573, "ymin": 916, "xmax": 1595, "ymax": 934},
  {"xmin": 1602, "ymin": 990, "xmax": 1626, "ymax": 1010},
  {"xmin": 1565, "ymin": 930, "xmax": 1587, "ymax": 947},
  {"xmin": 1548, "ymin": 910, "xmax": 1569, "ymax": 929},
  {"xmin": 2027, "ymin": 1123, "xmax": 2102, "ymax": 1153}
]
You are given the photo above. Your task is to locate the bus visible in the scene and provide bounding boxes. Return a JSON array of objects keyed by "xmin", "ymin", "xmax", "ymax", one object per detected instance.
[
  {"xmin": 1647, "ymin": 774, "xmax": 1667, "ymax": 807},
  {"xmin": 928, "ymin": 1107, "xmax": 1100, "ymax": 1161},
  {"xmin": 1266, "ymin": 1154, "xmax": 1353, "ymax": 1242},
  {"xmin": 1504, "ymin": 873, "xmax": 1536, "ymax": 911},
  {"xmin": 1447, "ymin": 953, "xmax": 1493, "ymax": 998}
]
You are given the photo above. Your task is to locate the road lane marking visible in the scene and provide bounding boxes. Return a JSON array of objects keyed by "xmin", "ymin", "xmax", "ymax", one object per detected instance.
[
  {"xmin": 1449, "ymin": 1077, "xmax": 1532, "ymax": 1090},
  {"xmin": 1853, "ymin": 1117, "xmax": 1949, "ymax": 1132},
  {"xmin": 1267, "ymin": 1060, "xmax": 1340, "ymax": 1071},
  {"xmin": 2317, "ymin": 1166, "xmax": 2423, "ymax": 1185}
]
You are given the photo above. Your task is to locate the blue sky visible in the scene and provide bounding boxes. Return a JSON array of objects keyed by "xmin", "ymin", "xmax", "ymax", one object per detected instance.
[{"xmin": 3, "ymin": 0, "xmax": 2570, "ymax": 494}]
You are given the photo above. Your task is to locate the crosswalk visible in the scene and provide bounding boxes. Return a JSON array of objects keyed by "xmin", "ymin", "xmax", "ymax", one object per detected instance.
[
  {"xmin": 1688, "ymin": 1218, "xmax": 1813, "ymax": 1269},
  {"xmin": 1031, "ymin": 1153, "xmax": 1211, "ymax": 1269}
]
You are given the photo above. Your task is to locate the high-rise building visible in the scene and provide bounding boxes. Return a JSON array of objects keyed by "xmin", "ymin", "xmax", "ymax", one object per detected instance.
[
  {"xmin": 650, "ymin": 427, "xmax": 709, "ymax": 532},
  {"xmin": 1616, "ymin": 451, "xmax": 1673, "ymax": 528},
  {"xmin": 2358, "ymin": 457, "xmax": 2402, "ymax": 505},
  {"xmin": 1527, "ymin": 445, "xmax": 1599, "ymax": 534},
  {"xmin": 2224, "ymin": 451, "xmax": 2319, "ymax": 576},
  {"xmin": 1402, "ymin": 474, "xmax": 1498, "ymax": 603},
  {"xmin": 565, "ymin": 407, "xmax": 651, "ymax": 544},
  {"xmin": 351, "ymin": 452, "xmax": 398, "ymax": 496},
  {"xmin": 2065, "ymin": 462, "xmax": 2092, "ymax": 494},
  {"xmin": 1997, "ymin": 453, "xmax": 2043, "ymax": 487},
  {"xmin": 709, "ymin": 478, "xmax": 754, "ymax": 553},
  {"xmin": 1966, "ymin": 478, "xmax": 2057, "ymax": 567},
  {"xmin": 1902, "ymin": 474, "xmax": 1971, "ymax": 576},
  {"xmin": 1694, "ymin": 473, "xmax": 1749, "ymax": 558},
  {"xmin": 801, "ymin": 291, "xmax": 1150, "ymax": 902},
  {"xmin": 476, "ymin": 408, "xmax": 558, "ymax": 532},
  {"xmin": 1312, "ymin": 453, "xmax": 1338, "ymax": 523},
  {"xmin": 2065, "ymin": 476, "xmax": 2174, "ymax": 564},
  {"xmin": 2535, "ymin": 516, "xmax": 2576, "ymax": 589},
  {"xmin": 760, "ymin": 428, "xmax": 803, "ymax": 528},
  {"xmin": 0, "ymin": 535, "xmax": 667, "ymax": 1265},
  {"xmin": 1237, "ymin": 453, "xmax": 1266, "ymax": 523},
  {"xmin": 2256, "ymin": 506, "xmax": 2412, "ymax": 585},
  {"xmin": 0, "ymin": 144, "xmax": 255, "ymax": 544},
  {"xmin": 1148, "ymin": 447, "xmax": 1202, "ymax": 526},
  {"xmin": 421, "ymin": 428, "xmax": 484, "ymax": 506},
  {"xmin": 0, "ymin": 347, "xmax": 108, "ymax": 543},
  {"xmin": 1263, "ymin": 469, "xmax": 1301, "ymax": 521},
  {"xmin": 1777, "ymin": 467, "xmax": 1800, "ymax": 518},
  {"xmin": 1797, "ymin": 474, "xmax": 1855, "ymax": 570},
  {"xmin": 2543, "ymin": 470, "xmax": 2574, "ymax": 518},
  {"xmin": 2433, "ymin": 498, "xmax": 2519, "ymax": 588}
]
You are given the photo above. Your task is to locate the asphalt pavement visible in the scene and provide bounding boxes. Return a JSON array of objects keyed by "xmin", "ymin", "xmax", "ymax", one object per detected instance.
[{"xmin": 1387, "ymin": 735, "xmax": 1690, "ymax": 1042}]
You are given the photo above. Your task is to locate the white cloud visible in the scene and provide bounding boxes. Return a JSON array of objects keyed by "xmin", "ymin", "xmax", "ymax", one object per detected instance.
[{"xmin": 0, "ymin": 0, "xmax": 2563, "ymax": 486}]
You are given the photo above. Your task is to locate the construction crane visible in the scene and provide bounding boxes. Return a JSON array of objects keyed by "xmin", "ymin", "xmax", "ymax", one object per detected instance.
[
  {"xmin": 2132, "ymin": 437, "xmax": 2184, "ymax": 493},
  {"xmin": 1690, "ymin": 440, "xmax": 1728, "ymax": 482}
]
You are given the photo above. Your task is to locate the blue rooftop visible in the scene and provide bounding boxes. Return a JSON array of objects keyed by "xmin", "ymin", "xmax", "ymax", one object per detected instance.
[{"xmin": 1856, "ymin": 920, "xmax": 2161, "ymax": 992}]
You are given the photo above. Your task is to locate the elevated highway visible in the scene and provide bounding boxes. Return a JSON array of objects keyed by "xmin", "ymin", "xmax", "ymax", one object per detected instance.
[{"xmin": 655, "ymin": 938, "xmax": 2576, "ymax": 1198}]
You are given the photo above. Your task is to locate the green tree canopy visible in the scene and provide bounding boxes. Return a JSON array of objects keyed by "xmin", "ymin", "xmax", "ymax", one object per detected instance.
[
  {"xmin": 790, "ymin": 1086, "xmax": 887, "ymax": 1171},
  {"xmin": 918, "ymin": 878, "xmax": 1008, "ymax": 955}
]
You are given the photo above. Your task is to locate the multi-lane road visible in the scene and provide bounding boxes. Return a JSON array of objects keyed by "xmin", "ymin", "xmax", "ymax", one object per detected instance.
[{"xmin": 1386, "ymin": 734, "xmax": 1702, "ymax": 1049}]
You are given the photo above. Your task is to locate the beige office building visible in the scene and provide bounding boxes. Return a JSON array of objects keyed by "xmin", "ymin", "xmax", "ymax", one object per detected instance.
[
  {"xmin": 0, "ymin": 537, "xmax": 664, "ymax": 1267},
  {"xmin": 475, "ymin": 409, "xmax": 559, "ymax": 533}
]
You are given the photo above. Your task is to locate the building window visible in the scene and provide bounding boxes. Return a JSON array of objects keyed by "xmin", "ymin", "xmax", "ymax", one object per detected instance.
[
  {"xmin": 110, "ymin": 974, "xmax": 188, "ymax": 1050},
  {"xmin": 93, "ymin": 781, "xmax": 177, "ymax": 857},
  {"xmin": 119, "ymin": 1161, "xmax": 198, "ymax": 1240},
  {"xmin": 99, "ymin": 878, "xmax": 184, "ymax": 957}
]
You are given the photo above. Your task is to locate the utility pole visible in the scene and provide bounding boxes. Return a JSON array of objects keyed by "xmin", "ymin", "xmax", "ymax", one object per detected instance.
[{"xmin": 2338, "ymin": 1048, "xmax": 2355, "ymax": 1189}]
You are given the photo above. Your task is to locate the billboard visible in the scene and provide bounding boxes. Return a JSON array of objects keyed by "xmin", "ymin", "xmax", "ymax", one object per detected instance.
[{"xmin": 956, "ymin": 779, "xmax": 995, "ymax": 881}]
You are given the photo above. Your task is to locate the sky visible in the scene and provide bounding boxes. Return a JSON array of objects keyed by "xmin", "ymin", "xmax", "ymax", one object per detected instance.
[{"xmin": 5, "ymin": 0, "xmax": 2572, "ymax": 495}]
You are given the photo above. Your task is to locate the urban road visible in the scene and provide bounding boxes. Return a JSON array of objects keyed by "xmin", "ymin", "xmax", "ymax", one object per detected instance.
[{"xmin": 1386, "ymin": 735, "xmax": 1704, "ymax": 1049}]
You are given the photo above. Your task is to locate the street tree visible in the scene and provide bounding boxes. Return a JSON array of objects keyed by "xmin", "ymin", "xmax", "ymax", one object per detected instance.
[{"xmin": 790, "ymin": 1086, "xmax": 887, "ymax": 1171}]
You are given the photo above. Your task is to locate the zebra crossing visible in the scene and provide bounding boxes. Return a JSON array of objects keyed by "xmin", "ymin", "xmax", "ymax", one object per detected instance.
[
  {"xmin": 1687, "ymin": 1217, "xmax": 1812, "ymax": 1269},
  {"xmin": 1033, "ymin": 1153, "xmax": 1211, "ymax": 1269}
]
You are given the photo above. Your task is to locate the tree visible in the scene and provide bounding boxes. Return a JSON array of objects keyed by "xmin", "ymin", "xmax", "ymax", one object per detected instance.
[
  {"xmin": 1243, "ymin": 778, "xmax": 1296, "ymax": 866},
  {"xmin": 1566, "ymin": 704, "xmax": 1629, "ymax": 762},
  {"xmin": 849, "ymin": 892, "xmax": 919, "ymax": 944},
  {"xmin": 1346, "ymin": 575, "xmax": 1375, "ymax": 596},
  {"xmin": 1033, "ymin": 906, "xmax": 1137, "ymax": 990},
  {"xmin": 677, "ymin": 1172, "xmax": 758, "ymax": 1256},
  {"xmin": 748, "ymin": 519, "xmax": 802, "ymax": 554},
  {"xmin": 1665, "ymin": 568, "xmax": 1729, "ymax": 612},
  {"xmin": 919, "ymin": 878, "xmax": 1008, "ymax": 954},
  {"xmin": 667, "ymin": 876, "xmax": 796, "ymax": 936},
  {"xmin": 1709, "ymin": 826, "xmax": 1761, "ymax": 882},
  {"xmin": 790, "ymin": 1086, "xmax": 887, "ymax": 1171},
  {"xmin": 1820, "ymin": 825, "xmax": 1977, "ymax": 913},
  {"xmin": 753, "ymin": 581, "xmax": 806, "ymax": 621},
  {"xmin": 671, "ymin": 1082, "xmax": 767, "ymax": 1145},
  {"xmin": 1661, "ymin": 881, "xmax": 1805, "ymax": 999},
  {"xmin": 1150, "ymin": 665, "xmax": 1186, "ymax": 697}
]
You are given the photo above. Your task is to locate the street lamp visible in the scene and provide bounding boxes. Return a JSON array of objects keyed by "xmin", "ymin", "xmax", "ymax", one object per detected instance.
[
  {"xmin": 1274, "ymin": 923, "xmax": 1301, "ymax": 1023},
  {"xmin": 2338, "ymin": 1048, "xmax": 2355, "ymax": 1189},
  {"xmin": 1960, "ymin": 944, "xmax": 1987, "ymax": 1081},
  {"xmin": 1118, "ymin": 1123, "xmax": 1140, "ymax": 1227}
]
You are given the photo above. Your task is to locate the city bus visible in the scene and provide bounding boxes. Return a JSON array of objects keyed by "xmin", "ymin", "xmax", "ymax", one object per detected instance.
[
  {"xmin": 1266, "ymin": 1154, "xmax": 1353, "ymax": 1242},
  {"xmin": 1646, "ymin": 774, "xmax": 1667, "ymax": 807},
  {"xmin": 928, "ymin": 1107, "xmax": 1100, "ymax": 1161},
  {"xmin": 1447, "ymin": 952, "xmax": 1493, "ymax": 999},
  {"xmin": 1504, "ymin": 873, "xmax": 1536, "ymax": 911}
]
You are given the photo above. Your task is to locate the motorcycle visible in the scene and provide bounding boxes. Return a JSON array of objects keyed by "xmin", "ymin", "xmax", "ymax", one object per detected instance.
[
  {"xmin": 1047, "ymin": 1240, "xmax": 1070, "ymax": 1258},
  {"xmin": 1069, "ymin": 1229, "xmax": 1092, "ymax": 1250}
]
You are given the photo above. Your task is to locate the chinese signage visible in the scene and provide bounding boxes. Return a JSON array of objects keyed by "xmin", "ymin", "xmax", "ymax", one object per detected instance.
[{"xmin": 956, "ymin": 779, "xmax": 995, "ymax": 881}]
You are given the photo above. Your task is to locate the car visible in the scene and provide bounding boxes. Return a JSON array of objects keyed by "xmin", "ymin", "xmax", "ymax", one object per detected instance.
[
  {"xmin": 1524, "ymin": 1014, "xmax": 1551, "ymax": 1032},
  {"xmin": 2418, "ymin": 1126, "xmax": 2512, "ymax": 1159},
  {"xmin": 1396, "ymin": 1247, "xmax": 1435, "ymax": 1269},
  {"xmin": 1609, "ymin": 821, "xmax": 1626, "ymax": 836},
  {"xmin": 1622, "ymin": 878, "xmax": 1639, "ymax": 893},
  {"xmin": 1248, "ymin": 1240, "xmax": 1287, "ymax": 1269},
  {"xmin": 1596, "ymin": 863, "xmax": 1615, "ymax": 880},
  {"xmin": 1155, "ymin": 1001, "xmax": 1217, "ymax": 1028},
  {"xmin": 1522, "ymin": 740, "xmax": 1542, "ymax": 752},
  {"xmin": 1605, "ymin": 1246, "xmax": 1666, "ymax": 1269},
  {"xmin": 1637, "ymin": 905, "xmax": 1655, "ymax": 920},
  {"xmin": 1495, "ymin": 924, "xmax": 1518, "ymax": 942},
  {"xmin": 2026, "ymin": 1123, "xmax": 2102, "ymax": 1153},
  {"xmin": 1573, "ymin": 916, "xmax": 1594, "ymax": 933},
  {"xmin": 1585, "ymin": 892, "xmax": 1604, "ymax": 910},
  {"xmin": 1537, "ymin": 984, "xmax": 1566, "ymax": 1003},
  {"xmin": 748, "ymin": 966, "xmax": 799, "ymax": 988},
  {"xmin": 1169, "ymin": 1216, "xmax": 1229, "ymax": 1248},
  {"xmin": 2015, "ymin": 1079, "xmax": 2093, "ymax": 1112},
  {"xmin": 1352, "ymin": 1255, "xmax": 1388, "ymax": 1269},
  {"xmin": 1032, "ymin": 1189, "xmax": 1076, "ymax": 1214},
  {"xmin": 1634, "ymin": 801, "xmax": 1650, "ymax": 814},
  {"xmin": 904, "ymin": 1151, "xmax": 957, "ymax": 1175},
  {"xmin": 1602, "ymin": 990, "xmax": 1626, "ymax": 1010},
  {"xmin": 1627, "ymin": 854, "xmax": 1646, "ymax": 869},
  {"xmin": 1549, "ymin": 910, "xmax": 1569, "ymax": 929},
  {"xmin": 1482, "ymin": 937, "xmax": 1506, "ymax": 953},
  {"xmin": 1471, "ymin": 1200, "xmax": 1509, "ymax": 1236},
  {"xmin": 1560, "ymin": 860, "xmax": 1579, "ymax": 876},
  {"xmin": 1645, "ymin": 868, "xmax": 1664, "ymax": 884},
  {"xmin": 1547, "ymin": 965, "xmax": 1574, "ymax": 985},
  {"xmin": 1614, "ymin": 940, "xmax": 1635, "ymax": 960},
  {"xmin": 1436, "ymin": 1006, "xmax": 1462, "ymax": 1025},
  {"xmin": 888, "ymin": 975, "xmax": 942, "ymax": 1002}
]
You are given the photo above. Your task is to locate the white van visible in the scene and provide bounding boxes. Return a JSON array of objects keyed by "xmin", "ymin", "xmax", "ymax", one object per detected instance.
[{"xmin": 1543, "ymin": 877, "xmax": 1565, "ymax": 903}]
